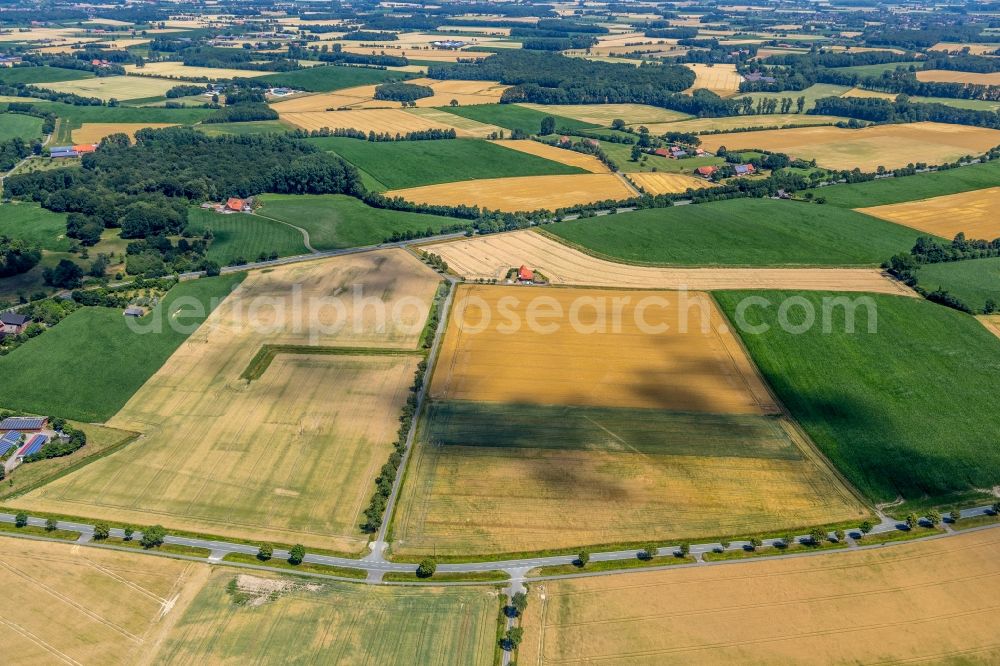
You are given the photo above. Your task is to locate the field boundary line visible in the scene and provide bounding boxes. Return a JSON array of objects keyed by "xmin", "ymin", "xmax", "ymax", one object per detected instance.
[{"xmin": 251, "ymin": 211, "xmax": 317, "ymax": 253}]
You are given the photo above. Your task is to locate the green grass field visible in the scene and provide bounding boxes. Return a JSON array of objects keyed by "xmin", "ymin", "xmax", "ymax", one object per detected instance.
[
  {"xmin": 714, "ymin": 291, "xmax": 1000, "ymax": 503},
  {"xmin": 0, "ymin": 101, "xmax": 215, "ymax": 143},
  {"xmin": 437, "ymin": 103, "xmax": 599, "ymax": 134},
  {"xmin": 0, "ymin": 66, "xmax": 94, "ymax": 85},
  {"xmin": 545, "ymin": 199, "xmax": 922, "ymax": 266},
  {"xmin": 0, "ymin": 202, "xmax": 70, "ymax": 250},
  {"xmin": 915, "ymin": 256, "xmax": 1000, "ymax": 313},
  {"xmin": 257, "ymin": 64, "xmax": 405, "ymax": 92},
  {"xmin": 185, "ymin": 208, "xmax": 308, "ymax": 264},
  {"xmin": 306, "ymin": 137, "xmax": 585, "ymax": 189},
  {"xmin": 0, "ymin": 274, "xmax": 242, "ymax": 422},
  {"xmin": 156, "ymin": 570, "xmax": 498, "ymax": 665},
  {"xmin": 0, "ymin": 113, "xmax": 43, "ymax": 141},
  {"xmin": 256, "ymin": 194, "xmax": 462, "ymax": 249},
  {"xmin": 738, "ymin": 83, "xmax": 853, "ymax": 111},
  {"xmin": 836, "ymin": 62, "xmax": 924, "ymax": 76},
  {"xmin": 814, "ymin": 159, "xmax": 1000, "ymax": 208}
]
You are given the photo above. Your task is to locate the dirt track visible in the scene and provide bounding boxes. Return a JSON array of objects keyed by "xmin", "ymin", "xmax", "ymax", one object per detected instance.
[{"xmin": 424, "ymin": 230, "xmax": 916, "ymax": 295}]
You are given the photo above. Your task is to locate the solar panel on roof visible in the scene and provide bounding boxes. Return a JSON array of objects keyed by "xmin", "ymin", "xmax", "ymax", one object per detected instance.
[
  {"xmin": 21, "ymin": 435, "xmax": 47, "ymax": 457},
  {"xmin": 0, "ymin": 441, "xmax": 14, "ymax": 457},
  {"xmin": 0, "ymin": 417, "xmax": 45, "ymax": 430},
  {"xmin": 0, "ymin": 431, "xmax": 23, "ymax": 446}
]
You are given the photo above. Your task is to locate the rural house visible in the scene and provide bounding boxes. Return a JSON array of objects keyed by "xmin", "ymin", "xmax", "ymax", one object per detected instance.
[
  {"xmin": 0, "ymin": 312, "xmax": 29, "ymax": 336},
  {"xmin": 517, "ymin": 265, "xmax": 535, "ymax": 282},
  {"xmin": 734, "ymin": 164, "xmax": 757, "ymax": 176},
  {"xmin": 695, "ymin": 166, "xmax": 718, "ymax": 178}
]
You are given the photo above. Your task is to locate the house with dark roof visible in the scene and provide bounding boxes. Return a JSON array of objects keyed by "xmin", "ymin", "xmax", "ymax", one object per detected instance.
[
  {"xmin": 0, "ymin": 312, "xmax": 29, "ymax": 336},
  {"xmin": 734, "ymin": 164, "xmax": 756, "ymax": 176}
]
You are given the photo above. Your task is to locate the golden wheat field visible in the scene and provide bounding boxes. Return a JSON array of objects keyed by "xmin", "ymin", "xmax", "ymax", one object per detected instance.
[
  {"xmin": 979, "ymin": 315, "xmax": 1000, "ymax": 340},
  {"xmin": 0, "ymin": 536, "xmax": 208, "ymax": 665},
  {"xmin": 423, "ymin": 230, "xmax": 915, "ymax": 294},
  {"xmin": 698, "ymin": 122, "xmax": 1000, "ymax": 171},
  {"xmin": 72, "ymin": 123, "xmax": 177, "ymax": 144},
  {"xmin": 41, "ymin": 75, "xmax": 181, "ymax": 101},
  {"xmin": 8, "ymin": 251, "xmax": 441, "ymax": 552},
  {"xmin": 392, "ymin": 285, "xmax": 864, "ymax": 555},
  {"xmin": 278, "ymin": 107, "xmax": 497, "ymax": 137},
  {"xmin": 387, "ymin": 174, "xmax": 635, "ymax": 212},
  {"xmin": 517, "ymin": 103, "xmax": 690, "ymax": 125},
  {"xmin": 917, "ymin": 69, "xmax": 1000, "ymax": 86},
  {"xmin": 491, "ymin": 140, "xmax": 608, "ymax": 173},
  {"xmin": 627, "ymin": 172, "xmax": 711, "ymax": 195},
  {"xmin": 856, "ymin": 186, "xmax": 1000, "ymax": 239},
  {"xmin": 638, "ymin": 113, "xmax": 849, "ymax": 134},
  {"xmin": 684, "ymin": 63, "xmax": 744, "ymax": 97},
  {"xmin": 433, "ymin": 284, "xmax": 779, "ymax": 414},
  {"xmin": 931, "ymin": 42, "xmax": 1000, "ymax": 55},
  {"xmin": 520, "ymin": 528, "xmax": 1000, "ymax": 665}
]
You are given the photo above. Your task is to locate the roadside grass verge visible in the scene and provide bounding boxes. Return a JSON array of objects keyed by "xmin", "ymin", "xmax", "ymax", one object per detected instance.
[
  {"xmin": 382, "ymin": 570, "xmax": 509, "ymax": 583},
  {"xmin": 529, "ymin": 556, "xmax": 696, "ymax": 577},
  {"xmin": 221, "ymin": 552, "xmax": 368, "ymax": 579},
  {"xmin": 0, "ymin": 522, "xmax": 80, "ymax": 540}
]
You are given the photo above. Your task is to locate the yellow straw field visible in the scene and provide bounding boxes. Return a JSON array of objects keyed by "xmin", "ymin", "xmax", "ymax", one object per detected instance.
[
  {"xmin": 638, "ymin": 113, "xmax": 848, "ymax": 134},
  {"xmin": 41, "ymin": 75, "xmax": 181, "ymax": 101},
  {"xmin": 683, "ymin": 63, "xmax": 744, "ymax": 97},
  {"xmin": 520, "ymin": 528, "xmax": 1000, "ymax": 665},
  {"xmin": 627, "ymin": 172, "xmax": 711, "ymax": 195},
  {"xmin": 278, "ymin": 107, "xmax": 498, "ymax": 137},
  {"xmin": 916, "ymin": 69, "xmax": 1000, "ymax": 86},
  {"xmin": 856, "ymin": 186, "xmax": 1000, "ymax": 239},
  {"xmin": 423, "ymin": 229, "xmax": 915, "ymax": 294},
  {"xmin": 491, "ymin": 140, "xmax": 609, "ymax": 173},
  {"xmin": 698, "ymin": 122, "xmax": 1000, "ymax": 171},
  {"xmin": 8, "ymin": 251, "xmax": 441, "ymax": 552},
  {"xmin": 386, "ymin": 174, "xmax": 636, "ymax": 212},
  {"xmin": 72, "ymin": 123, "xmax": 177, "ymax": 144},
  {"xmin": 271, "ymin": 79, "xmax": 508, "ymax": 112},
  {"xmin": 518, "ymin": 103, "xmax": 690, "ymax": 125},
  {"xmin": 124, "ymin": 62, "xmax": 271, "ymax": 79}
]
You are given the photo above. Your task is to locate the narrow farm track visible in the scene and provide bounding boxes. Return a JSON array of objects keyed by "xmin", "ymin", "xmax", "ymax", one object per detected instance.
[{"xmin": 251, "ymin": 211, "xmax": 317, "ymax": 253}]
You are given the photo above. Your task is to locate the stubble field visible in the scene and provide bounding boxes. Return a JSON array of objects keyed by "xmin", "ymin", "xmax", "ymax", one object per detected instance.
[
  {"xmin": 0, "ymin": 536, "xmax": 208, "ymax": 665},
  {"xmin": 423, "ymin": 230, "xmax": 915, "ymax": 294},
  {"xmin": 157, "ymin": 569, "xmax": 499, "ymax": 665},
  {"xmin": 683, "ymin": 63, "xmax": 743, "ymax": 97},
  {"xmin": 856, "ymin": 186, "xmax": 1000, "ymax": 240},
  {"xmin": 519, "ymin": 528, "xmax": 1000, "ymax": 665},
  {"xmin": 637, "ymin": 113, "xmax": 849, "ymax": 134},
  {"xmin": 385, "ymin": 173, "xmax": 635, "ymax": 212},
  {"xmin": 124, "ymin": 62, "xmax": 270, "ymax": 79},
  {"xmin": 279, "ymin": 107, "xmax": 500, "ymax": 137},
  {"xmin": 916, "ymin": 69, "xmax": 1000, "ymax": 86},
  {"xmin": 391, "ymin": 285, "xmax": 865, "ymax": 555},
  {"xmin": 270, "ymin": 79, "xmax": 508, "ymax": 112},
  {"xmin": 9, "ymin": 251, "xmax": 440, "ymax": 551},
  {"xmin": 490, "ymin": 139, "xmax": 608, "ymax": 172},
  {"xmin": 698, "ymin": 122, "xmax": 1000, "ymax": 171},
  {"xmin": 71, "ymin": 122, "xmax": 177, "ymax": 144},
  {"xmin": 627, "ymin": 171, "xmax": 711, "ymax": 194}
]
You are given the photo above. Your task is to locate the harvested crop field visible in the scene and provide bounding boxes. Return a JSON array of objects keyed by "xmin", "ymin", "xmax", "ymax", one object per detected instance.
[
  {"xmin": 916, "ymin": 69, "xmax": 1000, "ymax": 86},
  {"xmin": 124, "ymin": 62, "xmax": 269, "ymax": 79},
  {"xmin": 41, "ymin": 75, "xmax": 181, "ymax": 101},
  {"xmin": 698, "ymin": 122, "xmax": 1000, "ymax": 171},
  {"xmin": 271, "ymin": 79, "xmax": 507, "ymax": 112},
  {"xmin": 520, "ymin": 528, "xmax": 1000, "ymax": 665},
  {"xmin": 683, "ymin": 63, "xmax": 743, "ymax": 97},
  {"xmin": 980, "ymin": 315, "xmax": 1000, "ymax": 340},
  {"xmin": 405, "ymin": 107, "xmax": 503, "ymax": 137},
  {"xmin": 0, "ymin": 536, "xmax": 208, "ymax": 665},
  {"xmin": 433, "ymin": 285, "xmax": 779, "ymax": 414},
  {"xmin": 278, "ymin": 107, "xmax": 498, "ymax": 137},
  {"xmin": 638, "ymin": 113, "xmax": 849, "ymax": 134},
  {"xmin": 394, "ymin": 287, "xmax": 865, "ymax": 556},
  {"xmin": 931, "ymin": 42, "xmax": 1000, "ymax": 55},
  {"xmin": 9, "ymin": 251, "xmax": 441, "ymax": 552},
  {"xmin": 386, "ymin": 174, "xmax": 635, "ymax": 212},
  {"xmin": 157, "ymin": 569, "xmax": 499, "ymax": 665},
  {"xmin": 72, "ymin": 122, "xmax": 177, "ymax": 144},
  {"xmin": 856, "ymin": 186, "xmax": 1000, "ymax": 240},
  {"xmin": 517, "ymin": 103, "xmax": 689, "ymax": 125},
  {"xmin": 423, "ymin": 230, "xmax": 915, "ymax": 294},
  {"xmin": 627, "ymin": 172, "xmax": 711, "ymax": 195},
  {"xmin": 491, "ymin": 139, "xmax": 608, "ymax": 173}
]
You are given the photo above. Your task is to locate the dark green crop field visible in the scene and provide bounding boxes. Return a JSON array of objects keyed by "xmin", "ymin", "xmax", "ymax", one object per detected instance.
[
  {"xmin": 715, "ymin": 291, "xmax": 1000, "ymax": 503},
  {"xmin": 0, "ymin": 274, "xmax": 243, "ymax": 422},
  {"xmin": 307, "ymin": 137, "xmax": 585, "ymax": 189},
  {"xmin": 545, "ymin": 198, "xmax": 922, "ymax": 266},
  {"xmin": 915, "ymin": 256, "xmax": 1000, "ymax": 313},
  {"xmin": 256, "ymin": 65, "xmax": 405, "ymax": 92}
]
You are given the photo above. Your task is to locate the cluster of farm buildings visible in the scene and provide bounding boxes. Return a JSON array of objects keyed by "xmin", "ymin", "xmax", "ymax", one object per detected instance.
[
  {"xmin": 0, "ymin": 417, "xmax": 51, "ymax": 474},
  {"xmin": 201, "ymin": 196, "xmax": 254, "ymax": 214},
  {"xmin": 50, "ymin": 143, "xmax": 98, "ymax": 159}
]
